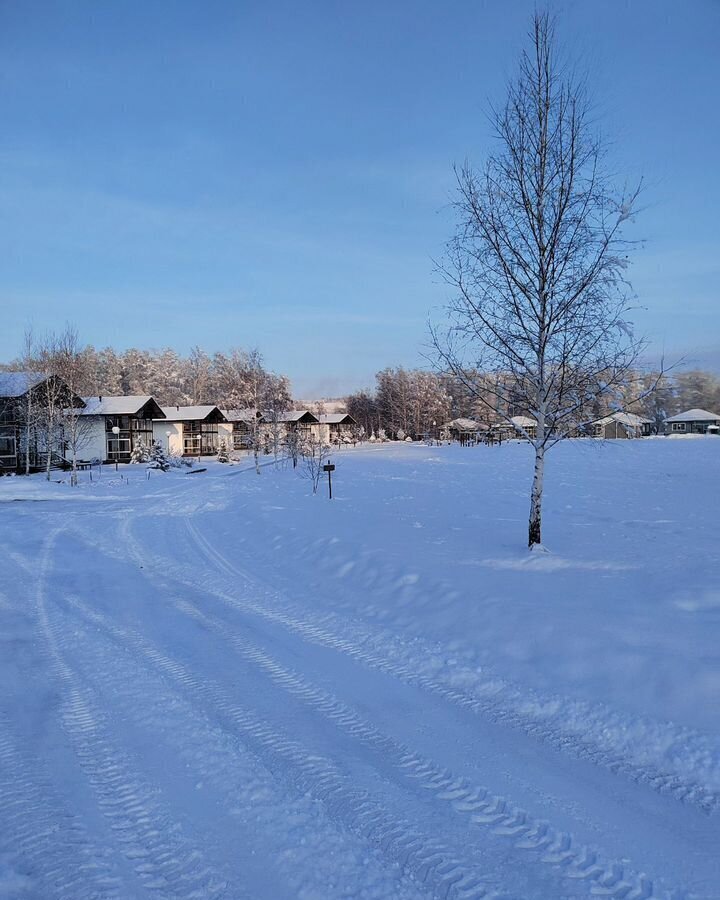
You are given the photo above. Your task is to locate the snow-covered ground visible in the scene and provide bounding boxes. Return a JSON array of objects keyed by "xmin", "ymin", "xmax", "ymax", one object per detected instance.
[{"xmin": 1, "ymin": 438, "xmax": 719, "ymax": 899}]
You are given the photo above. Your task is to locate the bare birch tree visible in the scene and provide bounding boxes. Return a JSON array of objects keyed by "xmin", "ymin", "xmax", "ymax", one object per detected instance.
[
  {"xmin": 435, "ymin": 12, "xmax": 644, "ymax": 548},
  {"xmin": 54, "ymin": 326, "xmax": 93, "ymax": 485}
]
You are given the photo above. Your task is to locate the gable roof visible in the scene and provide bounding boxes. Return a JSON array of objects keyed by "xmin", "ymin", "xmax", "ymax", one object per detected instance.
[
  {"xmin": 317, "ymin": 413, "xmax": 356, "ymax": 425},
  {"xmin": 223, "ymin": 408, "xmax": 264, "ymax": 423},
  {"xmin": 594, "ymin": 412, "xmax": 653, "ymax": 427},
  {"xmin": 275, "ymin": 410, "xmax": 319, "ymax": 424},
  {"xmin": 0, "ymin": 371, "xmax": 49, "ymax": 398},
  {"xmin": 160, "ymin": 405, "xmax": 227, "ymax": 423},
  {"xmin": 665, "ymin": 408, "xmax": 720, "ymax": 423},
  {"xmin": 510, "ymin": 415, "xmax": 537, "ymax": 428},
  {"xmin": 446, "ymin": 417, "xmax": 487, "ymax": 431},
  {"xmin": 80, "ymin": 396, "xmax": 165, "ymax": 418}
]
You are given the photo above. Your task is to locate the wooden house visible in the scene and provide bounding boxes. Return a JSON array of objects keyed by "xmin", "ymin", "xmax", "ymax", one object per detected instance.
[
  {"xmin": 221, "ymin": 409, "xmax": 265, "ymax": 450},
  {"xmin": 317, "ymin": 413, "xmax": 358, "ymax": 445},
  {"xmin": 79, "ymin": 396, "xmax": 165, "ymax": 463},
  {"xmin": 444, "ymin": 417, "xmax": 488, "ymax": 444},
  {"xmin": 274, "ymin": 410, "xmax": 320, "ymax": 439},
  {"xmin": 664, "ymin": 409, "xmax": 720, "ymax": 435},
  {"xmin": 0, "ymin": 371, "xmax": 82, "ymax": 472},
  {"xmin": 591, "ymin": 412, "xmax": 653, "ymax": 439},
  {"xmin": 155, "ymin": 406, "xmax": 228, "ymax": 456}
]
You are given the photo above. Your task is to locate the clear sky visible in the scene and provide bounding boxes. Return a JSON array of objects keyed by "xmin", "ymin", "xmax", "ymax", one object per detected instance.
[{"xmin": 1, "ymin": 0, "xmax": 718, "ymax": 396}]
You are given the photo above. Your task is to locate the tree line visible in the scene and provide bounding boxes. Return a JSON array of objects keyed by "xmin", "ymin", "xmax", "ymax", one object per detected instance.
[
  {"xmin": 346, "ymin": 366, "xmax": 720, "ymax": 441},
  {"xmin": 2, "ymin": 334, "xmax": 292, "ymax": 412}
]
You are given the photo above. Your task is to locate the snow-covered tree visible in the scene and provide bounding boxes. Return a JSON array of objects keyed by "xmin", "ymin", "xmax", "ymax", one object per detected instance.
[
  {"xmin": 148, "ymin": 440, "xmax": 171, "ymax": 472},
  {"xmin": 130, "ymin": 442, "xmax": 149, "ymax": 464},
  {"xmin": 216, "ymin": 439, "xmax": 229, "ymax": 463},
  {"xmin": 435, "ymin": 12, "xmax": 644, "ymax": 547}
]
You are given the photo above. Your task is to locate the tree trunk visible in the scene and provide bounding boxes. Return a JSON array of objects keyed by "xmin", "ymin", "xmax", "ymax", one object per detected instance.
[
  {"xmin": 528, "ymin": 444, "xmax": 544, "ymax": 548},
  {"xmin": 45, "ymin": 422, "xmax": 53, "ymax": 481}
]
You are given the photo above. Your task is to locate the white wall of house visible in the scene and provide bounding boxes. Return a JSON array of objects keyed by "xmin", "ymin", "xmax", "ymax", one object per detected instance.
[
  {"xmin": 153, "ymin": 421, "xmax": 183, "ymax": 455},
  {"xmin": 83, "ymin": 418, "xmax": 109, "ymax": 462}
]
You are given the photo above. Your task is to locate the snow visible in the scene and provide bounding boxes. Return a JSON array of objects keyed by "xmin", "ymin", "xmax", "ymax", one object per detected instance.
[
  {"xmin": 160, "ymin": 405, "xmax": 225, "ymax": 422},
  {"xmin": 665, "ymin": 408, "xmax": 720, "ymax": 422},
  {"xmin": 1, "ymin": 438, "xmax": 719, "ymax": 898},
  {"xmin": 79, "ymin": 395, "xmax": 158, "ymax": 416},
  {"xmin": 0, "ymin": 371, "xmax": 46, "ymax": 397}
]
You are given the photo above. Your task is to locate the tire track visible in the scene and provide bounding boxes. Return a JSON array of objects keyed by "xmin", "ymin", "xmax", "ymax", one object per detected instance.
[
  {"xmin": 177, "ymin": 517, "xmax": 720, "ymax": 816},
  {"xmin": 66, "ymin": 589, "xmax": 682, "ymax": 900},
  {"xmin": 57, "ymin": 596, "xmax": 508, "ymax": 900},
  {"xmin": 32, "ymin": 528, "xmax": 232, "ymax": 900},
  {"xmin": 0, "ymin": 717, "xmax": 125, "ymax": 900}
]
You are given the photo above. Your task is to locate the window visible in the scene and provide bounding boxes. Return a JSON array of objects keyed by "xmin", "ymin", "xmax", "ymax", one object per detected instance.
[
  {"xmin": 671, "ymin": 422, "xmax": 686, "ymax": 432},
  {"xmin": 0, "ymin": 432, "xmax": 16, "ymax": 458}
]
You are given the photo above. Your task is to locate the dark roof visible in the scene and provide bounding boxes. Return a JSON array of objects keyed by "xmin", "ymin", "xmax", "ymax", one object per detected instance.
[
  {"xmin": 160, "ymin": 405, "xmax": 227, "ymax": 423},
  {"xmin": 275, "ymin": 410, "xmax": 319, "ymax": 424}
]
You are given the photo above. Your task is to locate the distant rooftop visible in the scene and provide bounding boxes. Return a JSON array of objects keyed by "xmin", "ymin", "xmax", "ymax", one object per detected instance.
[{"xmin": 665, "ymin": 408, "xmax": 720, "ymax": 422}]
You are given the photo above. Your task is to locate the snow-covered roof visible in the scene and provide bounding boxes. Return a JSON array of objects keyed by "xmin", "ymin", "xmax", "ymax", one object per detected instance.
[
  {"xmin": 160, "ymin": 405, "xmax": 226, "ymax": 422},
  {"xmin": 446, "ymin": 417, "xmax": 486, "ymax": 431},
  {"xmin": 275, "ymin": 410, "xmax": 319, "ymax": 424},
  {"xmin": 0, "ymin": 371, "xmax": 48, "ymax": 397},
  {"xmin": 223, "ymin": 408, "xmax": 264, "ymax": 423},
  {"xmin": 318, "ymin": 413, "xmax": 356, "ymax": 425},
  {"xmin": 665, "ymin": 408, "xmax": 720, "ymax": 423},
  {"xmin": 594, "ymin": 412, "xmax": 653, "ymax": 427},
  {"xmin": 510, "ymin": 415, "xmax": 537, "ymax": 428},
  {"xmin": 80, "ymin": 396, "xmax": 164, "ymax": 417}
]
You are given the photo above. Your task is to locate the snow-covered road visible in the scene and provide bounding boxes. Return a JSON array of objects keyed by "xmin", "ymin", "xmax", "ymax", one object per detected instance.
[{"xmin": 2, "ymin": 441, "xmax": 719, "ymax": 898}]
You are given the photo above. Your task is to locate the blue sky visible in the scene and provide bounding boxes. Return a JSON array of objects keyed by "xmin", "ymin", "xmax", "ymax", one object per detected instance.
[{"xmin": 1, "ymin": 1, "xmax": 718, "ymax": 396}]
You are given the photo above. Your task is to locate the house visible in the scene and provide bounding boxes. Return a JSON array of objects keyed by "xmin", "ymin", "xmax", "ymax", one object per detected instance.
[
  {"xmin": 155, "ymin": 406, "xmax": 227, "ymax": 456},
  {"xmin": 317, "ymin": 413, "xmax": 358, "ymax": 445},
  {"xmin": 221, "ymin": 408, "xmax": 265, "ymax": 451},
  {"xmin": 444, "ymin": 417, "xmax": 488, "ymax": 444},
  {"xmin": 664, "ymin": 408, "xmax": 720, "ymax": 436},
  {"xmin": 591, "ymin": 412, "xmax": 654, "ymax": 439},
  {"xmin": 501, "ymin": 416, "xmax": 537, "ymax": 441},
  {"xmin": 79, "ymin": 396, "xmax": 165, "ymax": 463},
  {"xmin": 0, "ymin": 371, "xmax": 82, "ymax": 472},
  {"xmin": 274, "ymin": 410, "xmax": 321, "ymax": 440}
]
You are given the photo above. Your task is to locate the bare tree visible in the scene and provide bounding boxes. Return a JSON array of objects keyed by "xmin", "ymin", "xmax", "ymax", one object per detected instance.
[
  {"xmin": 19, "ymin": 328, "xmax": 41, "ymax": 476},
  {"xmin": 435, "ymin": 12, "xmax": 644, "ymax": 548},
  {"xmin": 34, "ymin": 335, "xmax": 72, "ymax": 480},
  {"xmin": 300, "ymin": 434, "xmax": 331, "ymax": 494},
  {"xmin": 54, "ymin": 327, "xmax": 94, "ymax": 486}
]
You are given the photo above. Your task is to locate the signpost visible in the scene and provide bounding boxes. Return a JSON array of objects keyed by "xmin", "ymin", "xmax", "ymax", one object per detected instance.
[{"xmin": 323, "ymin": 462, "xmax": 335, "ymax": 499}]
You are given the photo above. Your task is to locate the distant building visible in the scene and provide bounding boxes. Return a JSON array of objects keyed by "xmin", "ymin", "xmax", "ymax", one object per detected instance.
[
  {"xmin": 317, "ymin": 413, "xmax": 358, "ymax": 445},
  {"xmin": 79, "ymin": 396, "xmax": 166, "ymax": 463},
  {"xmin": 274, "ymin": 410, "xmax": 320, "ymax": 440},
  {"xmin": 664, "ymin": 408, "xmax": 720, "ymax": 436},
  {"xmin": 221, "ymin": 408, "xmax": 264, "ymax": 450},
  {"xmin": 444, "ymin": 418, "xmax": 488, "ymax": 443},
  {"xmin": 508, "ymin": 415, "xmax": 537, "ymax": 439},
  {"xmin": 155, "ymin": 406, "xmax": 227, "ymax": 456},
  {"xmin": 591, "ymin": 412, "xmax": 653, "ymax": 439}
]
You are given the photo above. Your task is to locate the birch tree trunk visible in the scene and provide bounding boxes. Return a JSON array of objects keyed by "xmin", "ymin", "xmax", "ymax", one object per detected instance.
[{"xmin": 528, "ymin": 445, "xmax": 544, "ymax": 547}]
